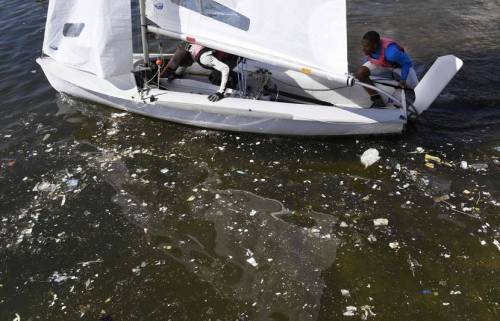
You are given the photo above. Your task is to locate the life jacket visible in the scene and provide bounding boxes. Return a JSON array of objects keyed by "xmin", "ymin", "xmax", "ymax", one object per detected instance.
[
  {"xmin": 189, "ymin": 44, "xmax": 233, "ymax": 69},
  {"xmin": 189, "ymin": 44, "xmax": 207, "ymax": 62},
  {"xmin": 367, "ymin": 37, "xmax": 405, "ymax": 68}
]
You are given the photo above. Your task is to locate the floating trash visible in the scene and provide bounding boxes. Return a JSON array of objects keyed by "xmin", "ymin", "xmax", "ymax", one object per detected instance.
[
  {"xmin": 246, "ymin": 257, "xmax": 258, "ymax": 267},
  {"xmin": 66, "ymin": 178, "xmax": 79, "ymax": 189},
  {"xmin": 360, "ymin": 148, "xmax": 380, "ymax": 169},
  {"xmin": 389, "ymin": 242, "xmax": 400, "ymax": 250},
  {"xmin": 425, "ymin": 154, "xmax": 442, "ymax": 164},
  {"xmin": 420, "ymin": 289, "xmax": 438, "ymax": 296},
  {"xmin": 340, "ymin": 289, "xmax": 350, "ymax": 297},
  {"xmin": 33, "ymin": 181, "xmax": 57, "ymax": 193},
  {"xmin": 360, "ymin": 305, "xmax": 377, "ymax": 319},
  {"xmin": 469, "ymin": 163, "xmax": 488, "ymax": 171},
  {"xmin": 343, "ymin": 306, "xmax": 357, "ymax": 317},
  {"xmin": 493, "ymin": 240, "xmax": 500, "ymax": 252},
  {"xmin": 373, "ymin": 218, "xmax": 388, "ymax": 226},
  {"xmin": 433, "ymin": 195, "xmax": 450, "ymax": 203}
]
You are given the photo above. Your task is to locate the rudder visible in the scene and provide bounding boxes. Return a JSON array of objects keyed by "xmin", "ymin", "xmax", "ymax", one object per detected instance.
[{"xmin": 413, "ymin": 55, "xmax": 463, "ymax": 114}]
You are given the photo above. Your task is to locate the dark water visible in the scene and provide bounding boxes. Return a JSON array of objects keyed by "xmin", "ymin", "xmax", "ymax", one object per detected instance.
[{"xmin": 1, "ymin": 1, "xmax": 500, "ymax": 320}]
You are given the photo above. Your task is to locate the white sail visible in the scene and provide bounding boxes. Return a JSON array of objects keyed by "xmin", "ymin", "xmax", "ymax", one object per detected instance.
[
  {"xmin": 42, "ymin": 0, "xmax": 133, "ymax": 78},
  {"xmin": 146, "ymin": 0, "xmax": 349, "ymax": 83}
]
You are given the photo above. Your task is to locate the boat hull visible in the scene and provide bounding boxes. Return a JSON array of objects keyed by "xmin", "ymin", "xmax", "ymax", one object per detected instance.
[{"xmin": 37, "ymin": 57, "xmax": 405, "ymax": 136}]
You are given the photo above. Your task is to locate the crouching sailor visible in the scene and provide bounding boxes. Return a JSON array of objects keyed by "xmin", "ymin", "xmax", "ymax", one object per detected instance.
[
  {"xmin": 162, "ymin": 43, "xmax": 237, "ymax": 102},
  {"xmin": 355, "ymin": 31, "xmax": 418, "ymax": 108}
]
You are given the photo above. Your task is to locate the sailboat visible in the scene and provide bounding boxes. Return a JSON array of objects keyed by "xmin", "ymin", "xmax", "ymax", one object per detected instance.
[{"xmin": 37, "ymin": 0, "xmax": 463, "ymax": 136}]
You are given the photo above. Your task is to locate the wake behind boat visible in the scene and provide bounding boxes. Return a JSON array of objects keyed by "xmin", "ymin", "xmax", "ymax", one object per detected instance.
[{"xmin": 37, "ymin": 0, "xmax": 463, "ymax": 136}]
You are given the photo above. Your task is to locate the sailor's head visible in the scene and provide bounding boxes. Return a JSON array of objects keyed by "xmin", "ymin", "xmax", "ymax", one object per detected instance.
[{"xmin": 362, "ymin": 31, "xmax": 380, "ymax": 55}]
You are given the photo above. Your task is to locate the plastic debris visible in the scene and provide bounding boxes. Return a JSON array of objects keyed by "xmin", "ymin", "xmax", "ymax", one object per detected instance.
[
  {"xmin": 33, "ymin": 181, "xmax": 57, "ymax": 193},
  {"xmin": 373, "ymin": 218, "xmax": 388, "ymax": 226},
  {"xmin": 460, "ymin": 161, "xmax": 468, "ymax": 169},
  {"xmin": 341, "ymin": 289, "xmax": 350, "ymax": 297},
  {"xmin": 433, "ymin": 195, "xmax": 450, "ymax": 203},
  {"xmin": 246, "ymin": 257, "xmax": 258, "ymax": 267},
  {"xmin": 389, "ymin": 242, "xmax": 400, "ymax": 250},
  {"xmin": 49, "ymin": 293, "xmax": 58, "ymax": 307},
  {"xmin": 50, "ymin": 271, "xmax": 77, "ymax": 283},
  {"xmin": 160, "ymin": 168, "xmax": 169, "ymax": 174},
  {"xmin": 360, "ymin": 305, "xmax": 376, "ymax": 320},
  {"xmin": 186, "ymin": 196, "xmax": 196, "ymax": 202},
  {"xmin": 421, "ymin": 289, "xmax": 438, "ymax": 296},
  {"xmin": 493, "ymin": 240, "xmax": 500, "ymax": 251},
  {"xmin": 66, "ymin": 179, "xmax": 79, "ymax": 189},
  {"xmin": 425, "ymin": 154, "xmax": 442, "ymax": 164},
  {"xmin": 360, "ymin": 149, "xmax": 380, "ymax": 168},
  {"xmin": 13, "ymin": 313, "xmax": 21, "ymax": 321},
  {"xmin": 343, "ymin": 306, "xmax": 357, "ymax": 316},
  {"xmin": 425, "ymin": 163, "xmax": 435, "ymax": 169},
  {"xmin": 111, "ymin": 112, "xmax": 128, "ymax": 118},
  {"xmin": 469, "ymin": 163, "xmax": 488, "ymax": 171}
]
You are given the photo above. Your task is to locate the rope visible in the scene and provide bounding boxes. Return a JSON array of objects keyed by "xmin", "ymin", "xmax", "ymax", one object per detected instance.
[{"xmin": 237, "ymin": 57, "xmax": 248, "ymax": 97}]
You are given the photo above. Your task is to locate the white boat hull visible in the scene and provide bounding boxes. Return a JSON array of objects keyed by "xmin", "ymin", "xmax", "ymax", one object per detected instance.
[{"xmin": 37, "ymin": 56, "xmax": 405, "ymax": 136}]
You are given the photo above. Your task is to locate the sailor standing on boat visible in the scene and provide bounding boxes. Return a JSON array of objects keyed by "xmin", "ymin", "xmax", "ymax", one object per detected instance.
[
  {"xmin": 162, "ymin": 43, "xmax": 237, "ymax": 102},
  {"xmin": 355, "ymin": 31, "xmax": 418, "ymax": 108}
]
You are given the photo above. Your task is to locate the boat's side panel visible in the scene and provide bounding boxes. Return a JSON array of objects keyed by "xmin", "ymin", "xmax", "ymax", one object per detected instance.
[
  {"xmin": 37, "ymin": 57, "xmax": 404, "ymax": 136},
  {"xmin": 92, "ymin": 90, "xmax": 404, "ymax": 136}
]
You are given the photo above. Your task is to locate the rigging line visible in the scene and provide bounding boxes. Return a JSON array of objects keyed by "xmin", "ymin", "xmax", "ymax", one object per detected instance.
[
  {"xmin": 372, "ymin": 80, "xmax": 418, "ymax": 115},
  {"xmin": 142, "ymin": 44, "xmax": 164, "ymax": 89},
  {"xmin": 270, "ymin": 77, "xmax": 349, "ymax": 91}
]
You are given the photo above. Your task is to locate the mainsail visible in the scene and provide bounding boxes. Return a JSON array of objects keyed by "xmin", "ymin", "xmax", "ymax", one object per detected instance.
[
  {"xmin": 42, "ymin": 0, "xmax": 133, "ymax": 78},
  {"xmin": 145, "ymin": 0, "xmax": 349, "ymax": 83}
]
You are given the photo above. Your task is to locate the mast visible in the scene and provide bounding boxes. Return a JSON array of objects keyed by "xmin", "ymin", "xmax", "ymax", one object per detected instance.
[{"xmin": 139, "ymin": 0, "xmax": 150, "ymax": 67}]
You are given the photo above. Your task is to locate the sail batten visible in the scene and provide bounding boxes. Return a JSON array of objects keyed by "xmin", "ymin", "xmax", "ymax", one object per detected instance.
[{"xmin": 146, "ymin": 0, "xmax": 349, "ymax": 83}]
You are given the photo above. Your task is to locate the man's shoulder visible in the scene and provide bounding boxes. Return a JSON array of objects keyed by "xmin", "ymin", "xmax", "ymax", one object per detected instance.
[{"xmin": 384, "ymin": 43, "xmax": 403, "ymax": 58}]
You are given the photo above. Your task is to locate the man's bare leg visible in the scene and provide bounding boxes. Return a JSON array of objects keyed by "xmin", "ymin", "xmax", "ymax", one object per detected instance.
[{"xmin": 355, "ymin": 66, "xmax": 385, "ymax": 107}]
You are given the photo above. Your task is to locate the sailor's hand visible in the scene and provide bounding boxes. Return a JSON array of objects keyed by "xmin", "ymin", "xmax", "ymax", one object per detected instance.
[
  {"xmin": 160, "ymin": 67, "xmax": 175, "ymax": 81},
  {"xmin": 399, "ymin": 80, "xmax": 407, "ymax": 89},
  {"xmin": 208, "ymin": 92, "xmax": 224, "ymax": 102},
  {"xmin": 166, "ymin": 72, "xmax": 176, "ymax": 81}
]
